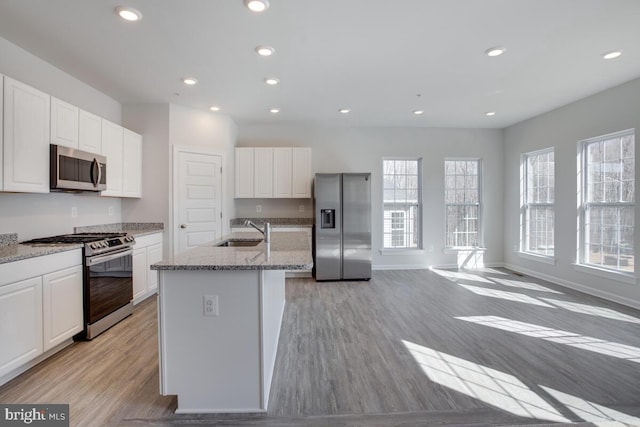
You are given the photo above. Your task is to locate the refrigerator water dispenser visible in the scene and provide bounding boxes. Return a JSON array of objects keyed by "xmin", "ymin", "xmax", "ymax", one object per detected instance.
[{"xmin": 321, "ymin": 209, "xmax": 335, "ymax": 229}]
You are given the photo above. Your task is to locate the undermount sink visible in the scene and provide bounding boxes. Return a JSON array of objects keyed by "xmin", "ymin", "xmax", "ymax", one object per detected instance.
[{"xmin": 215, "ymin": 239, "xmax": 262, "ymax": 247}]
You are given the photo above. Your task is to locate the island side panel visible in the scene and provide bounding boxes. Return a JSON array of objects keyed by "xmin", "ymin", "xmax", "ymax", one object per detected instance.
[
  {"xmin": 159, "ymin": 270, "xmax": 262, "ymax": 413},
  {"xmin": 260, "ymin": 270, "xmax": 286, "ymax": 408}
]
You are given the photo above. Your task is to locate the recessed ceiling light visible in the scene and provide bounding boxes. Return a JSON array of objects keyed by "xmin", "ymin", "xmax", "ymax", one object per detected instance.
[
  {"xmin": 264, "ymin": 77, "xmax": 280, "ymax": 85},
  {"xmin": 602, "ymin": 50, "xmax": 622, "ymax": 60},
  {"xmin": 339, "ymin": 108, "xmax": 351, "ymax": 114},
  {"xmin": 115, "ymin": 6, "xmax": 142, "ymax": 22},
  {"xmin": 255, "ymin": 46, "xmax": 275, "ymax": 57},
  {"xmin": 182, "ymin": 77, "xmax": 198, "ymax": 85},
  {"xmin": 270, "ymin": 108, "xmax": 280, "ymax": 113},
  {"xmin": 244, "ymin": 0, "xmax": 270, "ymax": 12},
  {"xmin": 485, "ymin": 46, "xmax": 506, "ymax": 57},
  {"xmin": 485, "ymin": 111, "xmax": 496, "ymax": 116},
  {"xmin": 413, "ymin": 110, "xmax": 424, "ymax": 115},
  {"xmin": 210, "ymin": 106, "xmax": 220, "ymax": 112}
]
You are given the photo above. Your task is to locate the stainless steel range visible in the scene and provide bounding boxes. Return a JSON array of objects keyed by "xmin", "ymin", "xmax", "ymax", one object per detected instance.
[{"xmin": 24, "ymin": 232, "xmax": 136, "ymax": 339}]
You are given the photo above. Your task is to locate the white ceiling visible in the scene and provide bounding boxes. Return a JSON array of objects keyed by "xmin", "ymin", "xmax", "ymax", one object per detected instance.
[{"xmin": 0, "ymin": 0, "xmax": 639, "ymax": 128}]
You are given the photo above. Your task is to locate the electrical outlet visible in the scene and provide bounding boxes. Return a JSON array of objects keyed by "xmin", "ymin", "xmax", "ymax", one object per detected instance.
[
  {"xmin": 108, "ymin": 206, "xmax": 114, "ymax": 216},
  {"xmin": 71, "ymin": 207, "xmax": 77, "ymax": 218},
  {"xmin": 299, "ymin": 205, "xmax": 305, "ymax": 212},
  {"xmin": 428, "ymin": 245, "xmax": 434, "ymax": 253},
  {"xmin": 256, "ymin": 205, "xmax": 262, "ymax": 213},
  {"xmin": 203, "ymin": 295, "xmax": 219, "ymax": 317}
]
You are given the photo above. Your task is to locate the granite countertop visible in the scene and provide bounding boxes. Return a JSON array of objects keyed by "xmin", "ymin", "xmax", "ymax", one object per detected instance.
[
  {"xmin": 152, "ymin": 231, "xmax": 313, "ymax": 271},
  {"xmin": 74, "ymin": 222, "xmax": 164, "ymax": 237},
  {"xmin": 0, "ymin": 223, "xmax": 164, "ymax": 265},
  {"xmin": 0, "ymin": 238, "xmax": 82, "ymax": 264},
  {"xmin": 230, "ymin": 217, "xmax": 313, "ymax": 228}
]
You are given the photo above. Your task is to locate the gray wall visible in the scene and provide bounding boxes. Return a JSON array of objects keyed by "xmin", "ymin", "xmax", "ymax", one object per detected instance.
[
  {"xmin": 122, "ymin": 104, "xmax": 237, "ymax": 255},
  {"xmin": 503, "ymin": 77, "xmax": 640, "ymax": 309},
  {"xmin": 0, "ymin": 36, "xmax": 123, "ymax": 241},
  {"xmin": 237, "ymin": 125, "xmax": 505, "ymax": 269}
]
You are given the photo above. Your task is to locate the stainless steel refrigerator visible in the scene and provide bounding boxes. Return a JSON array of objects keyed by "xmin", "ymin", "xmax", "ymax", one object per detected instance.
[{"xmin": 314, "ymin": 173, "xmax": 371, "ymax": 280}]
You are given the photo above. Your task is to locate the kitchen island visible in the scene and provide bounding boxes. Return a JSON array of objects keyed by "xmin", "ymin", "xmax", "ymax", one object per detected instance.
[{"xmin": 151, "ymin": 231, "xmax": 313, "ymax": 414}]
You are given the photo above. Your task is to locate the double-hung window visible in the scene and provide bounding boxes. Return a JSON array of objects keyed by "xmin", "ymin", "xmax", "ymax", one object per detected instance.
[
  {"xmin": 445, "ymin": 159, "xmax": 481, "ymax": 248},
  {"xmin": 383, "ymin": 159, "xmax": 421, "ymax": 249},
  {"xmin": 579, "ymin": 129, "xmax": 634, "ymax": 273},
  {"xmin": 522, "ymin": 148, "xmax": 555, "ymax": 256}
]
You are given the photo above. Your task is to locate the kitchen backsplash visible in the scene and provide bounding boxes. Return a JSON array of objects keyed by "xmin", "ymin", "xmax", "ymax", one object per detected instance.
[{"xmin": 234, "ymin": 198, "xmax": 313, "ymax": 219}]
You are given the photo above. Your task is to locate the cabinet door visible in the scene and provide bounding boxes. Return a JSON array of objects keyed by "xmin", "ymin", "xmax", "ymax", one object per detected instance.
[
  {"xmin": 273, "ymin": 148, "xmax": 292, "ymax": 198},
  {"xmin": 101, "ymin": 119, "xmax": 123, "ymax": 197},
  {"xmin": 147, "ymin": 243, "xmax": 163, "ymax": 293},
  {"xmin": 254, "ymin": 148, "xmax": 273, "ymax": 198},
  {"xmin": 0, "ymin": 277, "xmax": 43, "ymax": 377},
  {"xmin": 122, "ymin": 129, "xmax": 142, "ymax": 198},
  {"xmin": 78, "ymin": 109, "xmax": 102, "ymax": 154},
  {"xmin": 235, "ymin": 147, "xmax": 254, "ymax": 198},
  {"xmin": 50, "ymin": 97, "xmax": 79, "ymax": 149},
  {"xmin": 292, "ymin": 147, "xmax": 312, "ymax": 198},
  {"xmin": 132, "ymin": 248, "xmax": 148, "ymax": 303},
  {"xmin": 0, "ymin": 75, "xmax": 3, "ymax": 190},
  {"xmin": 3, "ymin": 77, "xmax": 50, "ymax": 193},
  {"xmin": 42, "ymin": 266, "xmax": 83, "ymax": 351}
]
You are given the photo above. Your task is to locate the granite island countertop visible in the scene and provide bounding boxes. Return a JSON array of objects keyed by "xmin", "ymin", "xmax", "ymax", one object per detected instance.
[{"xmin": 151, "ymin": 231, "xmax": 313, "ymax": 271}]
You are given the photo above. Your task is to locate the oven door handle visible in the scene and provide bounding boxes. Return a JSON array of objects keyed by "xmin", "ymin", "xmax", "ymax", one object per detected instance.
[{"xmin": 87, "ymin": 249, "xmax": 133, "ymax": 266}]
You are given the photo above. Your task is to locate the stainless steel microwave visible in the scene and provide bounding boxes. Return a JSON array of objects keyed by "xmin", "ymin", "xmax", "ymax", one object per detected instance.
[{"xmin": 50, "ymin": 145, "xmax": 107, "ymax": 192}]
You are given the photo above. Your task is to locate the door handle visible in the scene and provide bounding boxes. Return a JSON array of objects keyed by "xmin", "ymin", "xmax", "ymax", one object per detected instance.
[{"xmin": 180, "ymin": 224, "xmax": 188, "ymax": 229}]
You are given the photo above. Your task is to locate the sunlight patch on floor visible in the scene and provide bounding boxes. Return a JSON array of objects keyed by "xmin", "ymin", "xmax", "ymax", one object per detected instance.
[
  {"xmin": 541, "ymin": 298, "xmax": 640, "ymax": 324},
  {"xmin": 458, "ymin": 285, "xmax": 555, "ymax": 307},
  {"xmin": 456, "ymin": 316, "xmax": 640, "ymax": 364},
  {"xmin": 431, "ymin": 269, "xmax": 494, "ymax": 284},
  {"xmin": 491, "ymin": 277, "xmax": 563, "ymax": 294},
  {"xmin": 402, "ymin": 340, "xmax": 571, "ymax": 423},
  {"xmin": 541, "ymin": 386, "xmax": 640, "ymax": 427}
]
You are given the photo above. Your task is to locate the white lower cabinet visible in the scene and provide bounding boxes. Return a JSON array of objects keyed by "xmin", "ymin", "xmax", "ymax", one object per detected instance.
[
  {"xmin": 42, "ymin": 266, "xmax": 83, "ymax": 352},
  {"xmin": 0, "ymin": 249, "xmax": 82, "ymax": 384},
  {"xmin": 132, "ymin": 232, "xmax": 164, "ymax": 304},
  {"xmin": 0, "ymin": 277, "xmax": 43, "ymax": 378}
]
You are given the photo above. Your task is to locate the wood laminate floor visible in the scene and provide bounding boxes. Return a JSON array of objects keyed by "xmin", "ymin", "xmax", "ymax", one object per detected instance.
[{"xmin": 1, "ymin": 268, "xmax": 639, "ymax": 426}]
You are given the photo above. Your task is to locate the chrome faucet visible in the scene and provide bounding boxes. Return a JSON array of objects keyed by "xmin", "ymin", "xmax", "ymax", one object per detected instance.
[{"xmin": 244, "ymin": 219, "xmax": 270, "ymax": 243}]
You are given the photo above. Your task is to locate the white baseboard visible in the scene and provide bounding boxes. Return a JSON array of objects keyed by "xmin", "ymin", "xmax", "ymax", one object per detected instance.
[{"xmin": 503, "ymin": 262, "xmax": 640, "ymax": 310}]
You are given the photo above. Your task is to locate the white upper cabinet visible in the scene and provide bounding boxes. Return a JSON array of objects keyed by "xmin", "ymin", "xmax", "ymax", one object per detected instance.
[
  {"xmin": 292, "ymin": 147, "xmax": 312, "ymax": 198},
  {"xmin": 235, "ymin": 147, "xmax": 254, "ymax": 198},
  {"xmin": 3, "ymin": 77, "xmax": 50, "ymax": 193},
  {"xmin": 234, "ymin": 146, "xmax": 312, "ymax": 199},
  {"xmin": 78, "ymin": 109, "xmax": 102, "ymax": 154},
  {"xmin": 50, "ymin": 97, "xmax": 79, "ymax": 149},
  {"xmin": 273, "ymin": 147, "xmax": 293, "ymax": 198},
  {"xmin": 254, "ymin": 147, "xmax": 274, "ymax": 198},
  {"xmin": 101, "ymin": 119, "xmax": 124, "ymax": 197},
  {"xmin": 122, "ymin": 128, "xmax": 142, "ymax": 198}
]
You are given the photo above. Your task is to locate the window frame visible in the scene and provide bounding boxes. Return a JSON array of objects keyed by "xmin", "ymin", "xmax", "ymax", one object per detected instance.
[
  {"xmin": 444, "ymin": 158, "xmax": 482, "ymax": 249},
  {"xmin": 382, "ymin": 157, "xmax": 423, "ymax": 251},
  {"xmin": 520, "ymin": 147, "xmax": 555, "ymax": 260},
  {"xmin": 577, "ymin": 128, "xmax": 635, "ymax": 280}
]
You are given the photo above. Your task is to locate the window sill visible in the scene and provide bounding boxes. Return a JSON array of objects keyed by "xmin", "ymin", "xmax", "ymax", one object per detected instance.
[
  {"xmin": 379, "ymin": 249, "xmax": 425, "ymax": 256},
  {"xmin": 573, "ymin": 263, "xmax": 637, "ymax": 285},
  {"xmin": 517, "ymin": 251, "xmax": 556, "ymax": 265},
  {"xmin": 443, "ymin": 247, "xmax": 486, "ymax": 255}
]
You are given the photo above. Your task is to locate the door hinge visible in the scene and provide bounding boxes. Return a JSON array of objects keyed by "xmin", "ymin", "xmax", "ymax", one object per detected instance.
[
  {"xmin": 220, "ymin": 166, "xmax": 223, "ymax": 174},
  {"xmin": 220, "ymin": 212, "xmax": 222, "ymax": 219}
]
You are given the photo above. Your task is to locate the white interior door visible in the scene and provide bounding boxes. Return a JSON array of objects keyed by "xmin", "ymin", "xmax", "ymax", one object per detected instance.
[{"xmin": 176, "ymin": 151, "xmax": 223, "ymax": 255}]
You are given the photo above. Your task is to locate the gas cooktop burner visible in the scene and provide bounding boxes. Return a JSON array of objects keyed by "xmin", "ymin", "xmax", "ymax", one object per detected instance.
[{"xmin": 23, "ymin": 232, "xmax": 135, "ymax": 256}]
